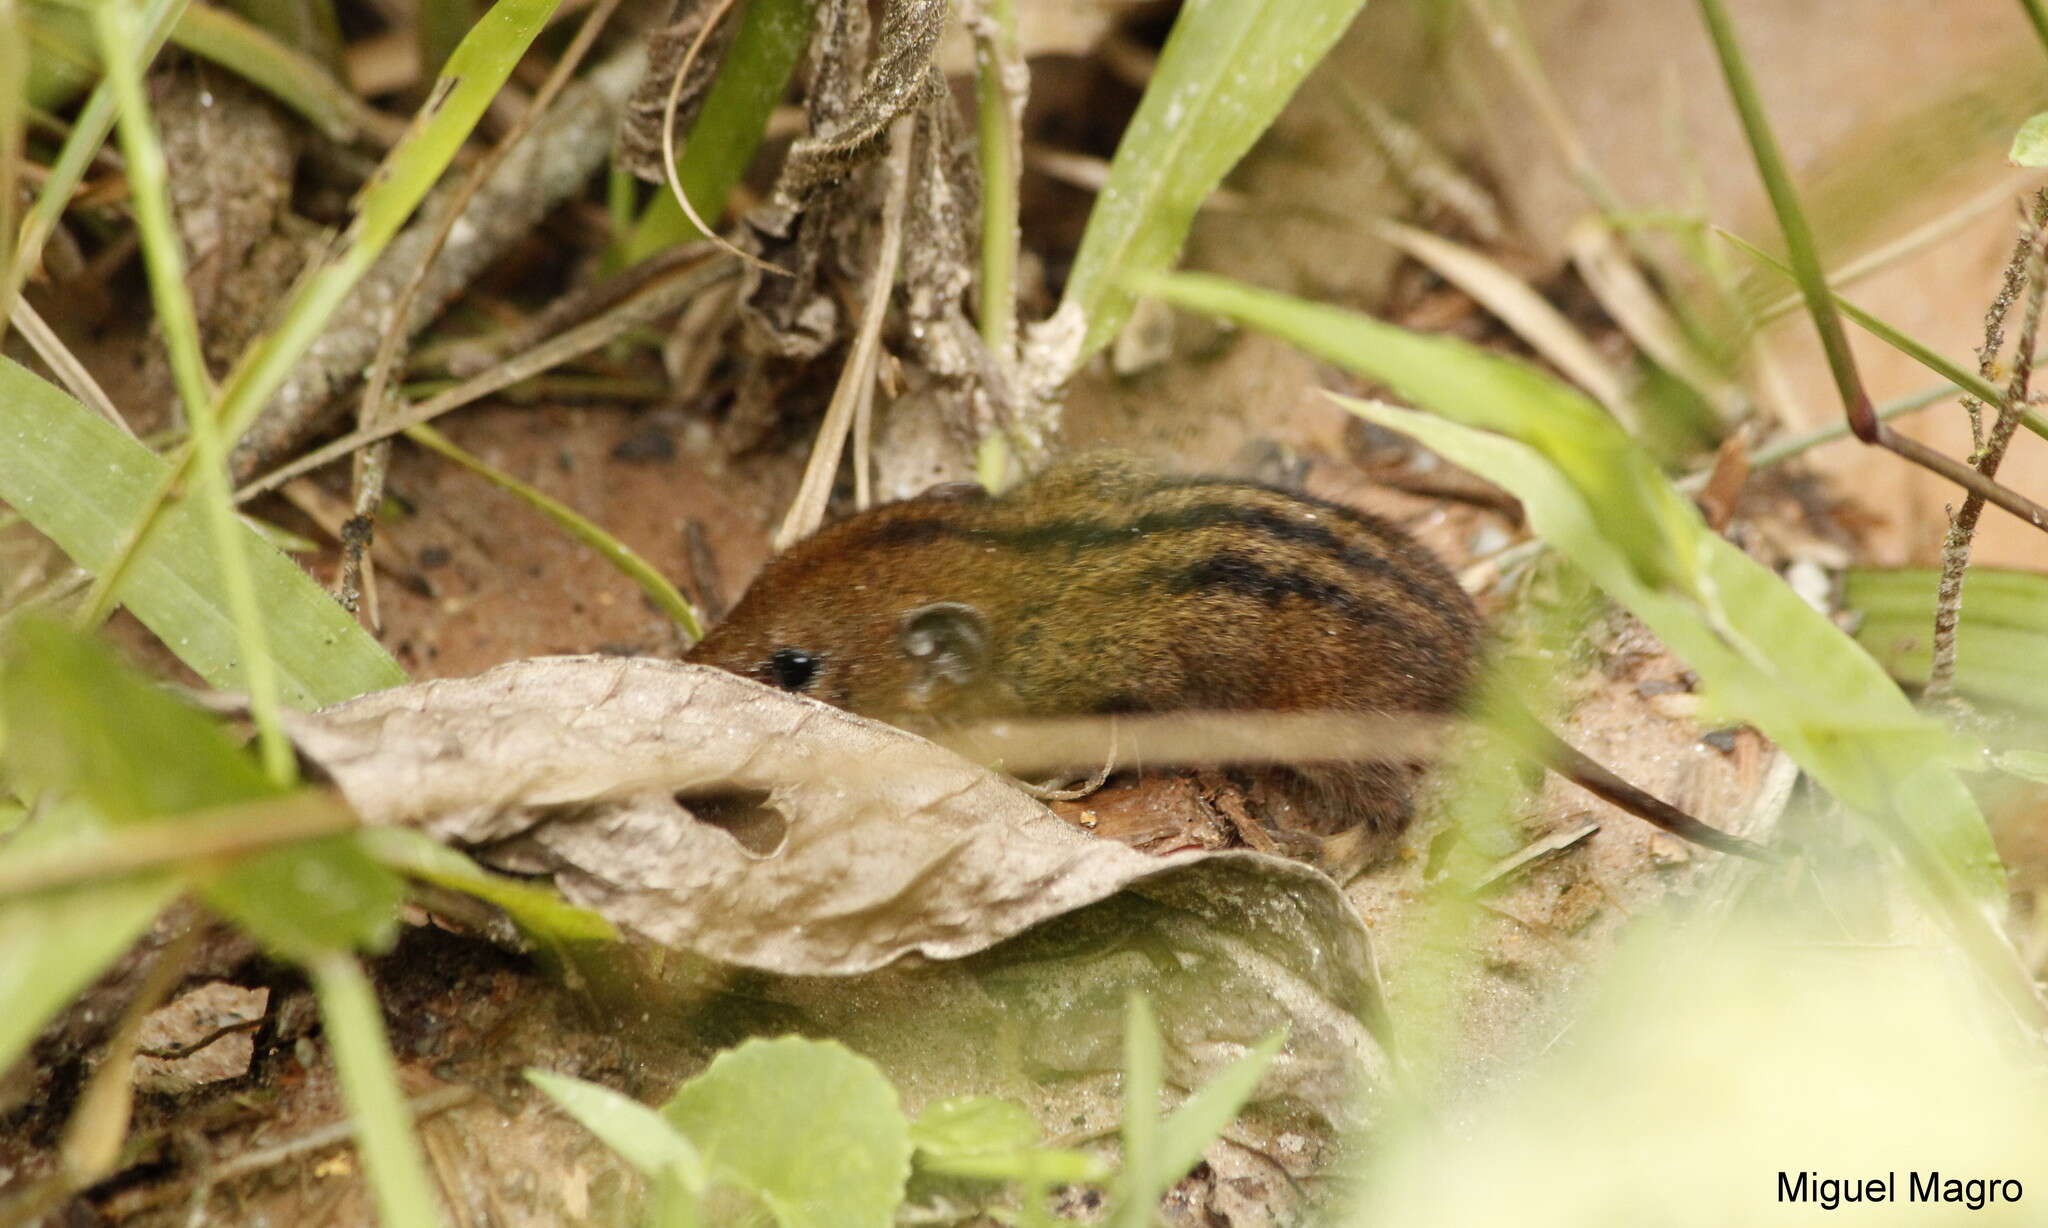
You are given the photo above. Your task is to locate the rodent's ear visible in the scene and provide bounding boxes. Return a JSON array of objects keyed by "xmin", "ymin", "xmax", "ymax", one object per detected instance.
[{"xmin": 898, "ymin": 602, "xmax": 990, "ymax": 689}]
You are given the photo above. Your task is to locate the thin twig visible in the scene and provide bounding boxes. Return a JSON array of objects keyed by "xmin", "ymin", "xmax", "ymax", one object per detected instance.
[{"xmin": 1928, "ymin": 193, "xmax": 2048, "ymax": 700}]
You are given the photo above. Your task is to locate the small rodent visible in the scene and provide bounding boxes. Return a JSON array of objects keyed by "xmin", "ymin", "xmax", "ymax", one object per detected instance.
[{"xmin": 686, "ymin": 454, "xmax": 1763, "ymax": 862}]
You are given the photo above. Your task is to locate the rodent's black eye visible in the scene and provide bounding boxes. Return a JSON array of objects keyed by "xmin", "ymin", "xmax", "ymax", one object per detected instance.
[{"xmin": 766, "ymin": 647, "xmax": 820, "ymax": 691}]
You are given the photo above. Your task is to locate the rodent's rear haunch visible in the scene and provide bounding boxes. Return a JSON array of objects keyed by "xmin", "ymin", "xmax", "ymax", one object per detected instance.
[{"xmin": 685, "ymin": 455, "xmax": 1763, "ymax": 861}]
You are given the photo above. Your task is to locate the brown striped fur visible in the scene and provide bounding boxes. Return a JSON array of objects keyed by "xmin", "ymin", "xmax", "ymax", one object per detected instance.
[{"xmin": 686, "ymin": 455, "xmax": 1483, "ymax": 847}]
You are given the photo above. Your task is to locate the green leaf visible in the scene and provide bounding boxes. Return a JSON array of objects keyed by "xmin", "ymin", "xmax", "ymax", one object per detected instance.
[
  {"xmin": 0, "ymin": 359, "xmax": 408, "ymax": 708},
  {"xmin": 0, "ymin": 874, "xmax": 182, "ymax": 1074},
  {"xmin": 363, "ymin": 827, "xmax": 617, "ymax": 944},
  {"xmin": 2011, "ymin": 111, "xmax": 2048, "ymax": 167},
  {"xmin": 620, "ymin": 0, "xmax": 816, "ymax": 263},
  {"xmin": 662, "ymin": 1036, "xmax": 912, "ymax": 1228},
  {"xmin": 1841, "ymin": 568, "xmax": 2048, "ymax": 718},
  {"xmin": 1141, "ymin": 272, "xmax": 1697, "ymax": 594},
  {"xmin": 528, "ymin": 1070, "xmax": 708, "ymax": 1188},
  {"xmin": 908, "ymin": 1096, "xmax": 1107, "ymax": 1184},
  {"xmin": 1113, "ymin": 997, "xmax": 1281, "ymax": 1225},
  {"xmin": 1995, "ymin": 751, "xmax": 2048, "ymax": 785},
  {"xmin": 202, "ymin": 834, "xmax": 403, "ymax": 959},
  {"xmin": 1057, "ymin": 0, "xmax": 1367, "ymax": 366},
  {"xmin": 910, "ymin": 1096, "xmax": 1040, "ymax": 1159},
  {"xmin": 1111, "ymin": 995, "xmax": 1163, "ymax": 1228},
  {"xmin": 1154, "ymin": 1029, "xmax": 1284, "ymax": 1192},
  {"xmin": 0, "ymin": 621, "xmax": 402, "ymax": 958},
  {"xmin": 2, "ymin": 618, "xmax": 274, "ymax": 821},
  {"xmin": 211, "ymin": 0, "xmax": 565, "ymax": 447}
]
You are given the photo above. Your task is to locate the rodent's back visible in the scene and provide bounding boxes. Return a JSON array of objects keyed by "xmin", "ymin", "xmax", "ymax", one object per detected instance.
[{"xmin": 686, "ymin": 456, "xmax": 1484, "ymax": 729}]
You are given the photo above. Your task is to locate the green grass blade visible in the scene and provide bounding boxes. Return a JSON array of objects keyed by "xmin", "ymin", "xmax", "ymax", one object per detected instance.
[
  {"xmin": 619, "ymin": 0, "xmax": 815, "ymax": 263},
  {"xmin": 8, "ymin": 0, "xmax": 181, "ymax": 289},
  {"xmin": 170, "ymin": 1, "xmax": 390, "ymax": 144},
  {"xmin": 212, "ymin": 0, "xmax": 566, "ymax": 448},
  {"xmin": 1719, "ymin": 229, "xmax": 2048, "ymax": 446},
  {"xmin": 310, "ymin": 951, "xmax": 447, "ymax": 1228},
  {"xmin": 96, "ymin": 0, "xmax": 294, "ymax": 782},
  {"xmin": 1694, "ymin": 0, "xmax": 1868, "ymax": 427},
  {"xmin": 1144, "ymin": 271, "xmax": 1697, "ymax": 594},
  {"xmin": 1109, "ymin": 994, "xmax": 1163, "ymax": 1228},
  {"xmin": 1055, "ymin": 0, "xmax": 1367, "ymax": 369},
  {"xmin": 403, "ymin": 424, "xmax": 702, "ymax": 639},
  {"xmin": 0, "ymin": 358, "xmax": 407, "ymax": 707},
  {"xmin": 1153, "ymin": 1029, "xmax": 1284, "ymax": 1198}
]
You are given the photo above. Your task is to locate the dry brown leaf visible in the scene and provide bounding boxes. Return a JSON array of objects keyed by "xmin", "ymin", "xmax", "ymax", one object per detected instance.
[{"xmin": 284, "ymin": 657, "xmax": 1384, "ymax": 994}]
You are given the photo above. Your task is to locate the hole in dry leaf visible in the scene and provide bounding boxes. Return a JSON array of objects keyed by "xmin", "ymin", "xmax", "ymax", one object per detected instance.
[{"xmin": 676, "ymin": 789, "xmax": 788, "ymax": 857}]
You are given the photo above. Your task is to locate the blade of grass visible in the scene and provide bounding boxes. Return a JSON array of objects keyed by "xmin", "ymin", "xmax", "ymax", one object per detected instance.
[
  {"xmin": 1141, "ymin": 271, "xmax": 1699, "ymax": 595},
  {"xmin": 8, "ymin": 0, "xmax": 180, "ymax": 293},
  {"xmin": 1844, "ymin": 568, "xmax": 2048, "ymax": 717},
  {"xmin": 96, "ymin": 0, "xmax": 295, "ymax": 783},
  {"xmin": 1110, "ymin": 995, "xmax": 1163, "ymax": 1228},
  {"xmin": 1694, "ymin": 0, "xmax": 1866, "ymax": 432},
  {"xmin": 1371, "ymin": 217, "xmax": 1632, "ymax": 424},
  {"xmin": 171, "ymin": 1, "xmax": 402, "ymax": 145},
  {"xmin": 0, "ymin": 0, "xmax": 25, "ymax": 349},
  {"xmin": 1697, "ymin": 0, "xmax": 2048, "ymax": 537},
  {"xmin": 618, "ymin": 0, "xmax": 815, "ymax": 263},
  {"xmin": 0, "ymin": 357, "xmax": 407, "ymax": 707},
  {"xmin": 403, "ymin": 424, "xmax": 702, "ymax": 639},
  {"xmin": 1335, "ymin": 395, "xmax": 2037, "ymax": 1024},
  {"xmin": 310, "ymin": 950, "xmax": 446, "ymax": 1228},
  {"xmin": 75, "ymin": 0, "xmax": 566, "ymax": 631},
  {"xmin": 969, "ymin": 0, "xmax": 1024, "ymax": 487},
  {"xmin": 1718, "ymin": 227, "xmax": 2048, "ymax": 444},
  {"xmin": 1048, "ymin": 0, "xmax": 1367, "ymax": 374}
]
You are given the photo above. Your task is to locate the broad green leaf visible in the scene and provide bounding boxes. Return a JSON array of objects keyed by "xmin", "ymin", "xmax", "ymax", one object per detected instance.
[
  {"xmin": 2009, "ymin": 111, "xmax": 2048, "ymax": 166},
  {"xmin": 528, "ymin": 1070, "xmax": 708, "ymax": 1188},
  {"xmin": 0, "ymin": 359, "xmax": 407, "ymax": 708},
  {"xmin": 1142, "ymin": 273, "xmax": 1696, "ymax": 594},
  {"xmin": 620, "ymin": 0, "xmax": 816, "ymax": 263},
  {"xmin": 910, "ymin": 1097, "xmax": 1039, "ymax": 1159},
  {"xmin": 0, "ymin": 874, "xmax": 182, "ymax": 1073},
  {"xmin": 202, "ymin": 834, "xmax": 402, "ymax": 959},
  {"xmin": 1057, "ymin": 0, "xmax": 1367, "ymax": 367},
  {"xmin": 0, "ymin": 621, "xmax": 401, "ymax": 957},
  {"xmin": 363, "ymin": 827, "xmax": 617, "ymax": 944},
  {"xmin": 2, "ymin": 618, "xmax": 273, "ymax": 820},
  {"xmin": 1841, "ymin": 568, "xmax": 2048, "ymax": 718},
  {"xmin": 662, "ymin": 1036, "xmax": 911, "ymax": 1228},
  {"xmin": 909, "ymin": 1096, "xmax": 1106, "ymax": 1184}
]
